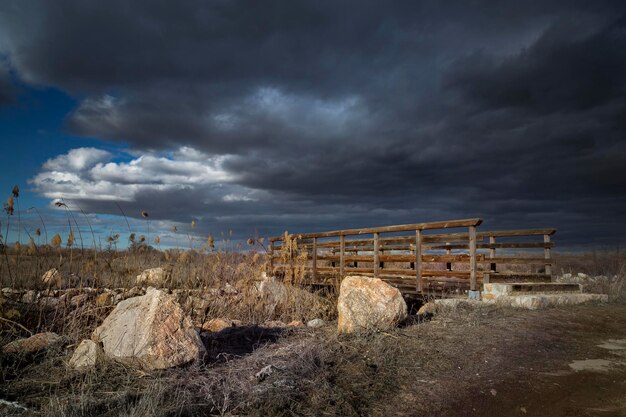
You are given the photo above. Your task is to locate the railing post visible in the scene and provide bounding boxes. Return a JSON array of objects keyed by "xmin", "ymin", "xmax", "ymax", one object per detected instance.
[
  {"xmin": 339, "ymin": 235, "xmax": 345, "ymax": 280},
  {"xmin": 445, "ymin": 242, "xmax": 452, "ymax": 271},
  {"xmin": 373, "ymin": 232, "xmax": 380, "ymax": 278},
  {"xmin": 312, "ymin": 237, "xmax": 317, "ymax": 282},
  {"xmin": 469, "ymin": 225, "xmax": 477, "ymax": 293},
  {"xmin": 289, "ymin": 237, "xmax": 294, "ymax": 275},
  {"xmin": 544, "ymin": 234, "xmax": 552, "ymax": 277},
  {"xmin": 489, "ymin": 235, "xmax": 496, "ymax": 272},
  {"xmin": 269, "ymin": 241, "xmax": 274, "ymax": 271},
  {"xmin": 415, "ymin": 229, "xmax": 422, "ymax": 293}
]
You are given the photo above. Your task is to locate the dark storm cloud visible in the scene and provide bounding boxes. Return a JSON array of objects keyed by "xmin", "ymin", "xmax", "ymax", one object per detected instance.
[
  {"xmin": 2, "ymin": 0, "xmax": 626, "ymax": 247},
  {"xmin": 0, "ymin": 61, "xmax": 15, "ymax": 106}
]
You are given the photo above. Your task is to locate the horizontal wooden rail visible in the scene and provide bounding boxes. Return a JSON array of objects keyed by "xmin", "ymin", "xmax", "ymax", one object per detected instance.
[{"xmin": 269, "ymin": 218, "xmax": 482, "ymax": 242}]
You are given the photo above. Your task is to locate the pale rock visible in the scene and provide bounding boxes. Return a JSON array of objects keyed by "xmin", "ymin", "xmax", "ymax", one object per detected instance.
[
  {"xmin": 42, "ymin": 268, "xmax": 64, "ymax": 288},
  {"xmin": 337, "ymin": 276, "xmax": 407, "ymax": 334},
  {"xmin": 21, "ymin": 290, "xmax": 37, "ymax": 304},
  {"xmin": 222, "ymin": 282, "xmax": 238, "ymax": 295},
  {"xmin": 256, "ymin": 280, "xmax": 288, "ymax": 304},
  {"xmin": 92, "ymin": 288, "xmax": 205, "ymax": 370},
  {"xmin": 70, "ymin": 293, "xmax": 90, "ymax": 308},
  {"xmin": 306, "ymin": 318, "xmax": 325, "ymax": 328},
  {"xmin": 69, "ymin": 339, "xmax": 103, "ymax": 370},
  {"xmin": 136, "ymin": 267, "xmax": 167, "ymax": 287}
]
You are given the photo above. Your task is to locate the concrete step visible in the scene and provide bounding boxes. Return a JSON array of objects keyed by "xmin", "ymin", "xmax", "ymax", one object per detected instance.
[
  {"xmin": 484, "ymin": 293, "xmax": 608, "ymax": 309},
  {"xmin": 483, "ymin": 282, "xmax": 581, "ymax": 300}
]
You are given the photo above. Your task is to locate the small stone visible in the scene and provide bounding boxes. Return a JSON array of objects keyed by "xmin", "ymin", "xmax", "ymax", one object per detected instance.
[
  {"xmin": 42, "ymin": 268, "xmax": 64, "ymax": 288},
  {"xmin": 202, "ymin": 318, "xmax": 236, "ymax": 333},
  {"xmin": 136, "ymin": 267, "xmax": 167, "ymax": 287},
  {"xmin": 222, "ymin": 282, "xmax": 238, "ymax": 295},
  {"xmin": 490, "ymin": 388, "xmax": 497, "ymax": 397},
  {"xmin": 95, "ymin": 292, "xmax": 113, "ymax": 307},
  {"xmin": 520, "ymin": 407, "xmax": 527, "ymax": 414},
  {"xmin": 2, "ymin": 332, "xmax": 64, "ymax": 355},
  {"xmin": 306, "ymin": 318, "xmax": 325, "ymax": 328},
  {"xmin": 70, "ymin": 293, "xmax": 90, "ymax": 308},
  {"xmin": 255, "ymin": 364, "xmax": 276, "ymax": 381},
  {"xmin": 69, "ymin": 340, "xmax": 103, "ymax": 370},
  {"xmin": 21, "ymin": 290, "xmax": 38, "ymax": 304}
]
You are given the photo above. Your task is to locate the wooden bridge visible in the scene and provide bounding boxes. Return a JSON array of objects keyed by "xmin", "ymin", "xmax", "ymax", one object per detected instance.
[{"xmin": 268, "ymin": 218, "xmax": 556, "ymax": 297}]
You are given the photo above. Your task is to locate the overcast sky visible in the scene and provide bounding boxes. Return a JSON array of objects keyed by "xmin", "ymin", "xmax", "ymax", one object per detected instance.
[{"xmin": 1, "ymin": 1, "xmax": 625, "ymax": 249}]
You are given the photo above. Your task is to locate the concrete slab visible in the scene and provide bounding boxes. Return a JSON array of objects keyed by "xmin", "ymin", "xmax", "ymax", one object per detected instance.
[
  {"xmin": 483, "ymin": 282, "xmax": 582, "ymax": 301},
  {"xmin": 484, "ymin": 293, "xmax": 608, "ymax": 309}
]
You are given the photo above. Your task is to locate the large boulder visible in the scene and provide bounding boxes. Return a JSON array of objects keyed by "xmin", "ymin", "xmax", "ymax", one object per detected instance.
[
  {"xmin": 69, "ymin": 339, "xmax": 103, "ymax": 370},
  {"xmin": 92, "ymin": 288, "xmax": 205, "ymax": 370},
  {"xmin": 337, "ymin": 276, "xmax": 407, "ymax": 334},
  {"xmin": 136, "ymin": 267, "xmax": 167, "ymax": 287},
  {"xmin": 2, "ymin": 332, "xmax": 64, "ymax": 355}
]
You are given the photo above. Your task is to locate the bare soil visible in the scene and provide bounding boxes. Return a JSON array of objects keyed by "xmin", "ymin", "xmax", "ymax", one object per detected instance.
[{"xmin": 390, "ymin": 303, "xmax": 626, "ymax": 417}]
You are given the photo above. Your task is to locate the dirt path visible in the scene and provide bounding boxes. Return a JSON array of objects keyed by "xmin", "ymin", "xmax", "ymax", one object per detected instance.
[
  {"xmin": 391, "ymin": 304, "xmax": 626, "ymax": 417},
  {"xmin": 466, "ymin": 304, "xmax": 626, "ymax": 417}
]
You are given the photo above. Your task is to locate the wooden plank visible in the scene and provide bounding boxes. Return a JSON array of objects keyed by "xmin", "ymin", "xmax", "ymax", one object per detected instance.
[
  {"xmin": 416, "ymin": 229, "xmax": 422, "ymax": 292},
  {"xmin": 312, "ymin": 237, "xmax": 317, "ymax": 282},
  {"xmin": 489, "ymin": 236, "xmax": 496, "ymax": 272},
  {"xmin": 544, "ymin": 234, "xmax": 552, "ymax": 276},
  {"xmin": 478, "ymin": 257, "xmax": 553, "ymax": 265},
  {"xmin": 314, "ymin": 267, "xmax": 483, "ymax": 278},
  {"xmin": 316, "ymin": 253, "xmax": 484, "ymax": 263},
  {"xmin": 469, "ymin": 225, "xmax": 477, "ymax": 292},
  {"xmin": 427, "ymin": 242, "xmax": 555, "ymax": 250},
  {"xmin": 279, "ymin": 227, "xmax": 556, "ymax": 245},
  {"xmin": 484, "ymin": 273, "xmax": 551, "ymax": 284},
  {"xmin": 484, "ymin": 228, "xmax": 557, "ymax": 237},
  {"xmin": 339, "ymin": 235, "xmax": 345, "ymax": 279},
  {"xmin": 269, "ymin": 218, "xmax": 483, "ymax": 241},
  {"xmin": 308, "ymin": 239, "xmax": 556, "ymax": 251},
  {"xmin": 373, "ymin": 232, "xmax": 380, "ymax": 277}
]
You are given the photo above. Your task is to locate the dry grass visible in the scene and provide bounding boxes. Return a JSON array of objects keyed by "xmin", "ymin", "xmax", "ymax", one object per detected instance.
[
  {"xmin": 554, "ymin": 251, "xmax": 626, "ymax": 301},
  {"xmin": 0, "ymin": 239, "xmax": 624, "ymax": 416}
]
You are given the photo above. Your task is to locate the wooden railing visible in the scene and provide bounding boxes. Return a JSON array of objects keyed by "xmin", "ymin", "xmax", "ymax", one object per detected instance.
[{"xmin": 268, "ymin": 219, "xmax": 556, "ymax": 296}]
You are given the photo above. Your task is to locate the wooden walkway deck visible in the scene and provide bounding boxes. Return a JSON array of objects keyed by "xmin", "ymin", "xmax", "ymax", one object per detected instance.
[{"xmin": 268, "ymin": 218, "xmax": 555, "ymax": 297}]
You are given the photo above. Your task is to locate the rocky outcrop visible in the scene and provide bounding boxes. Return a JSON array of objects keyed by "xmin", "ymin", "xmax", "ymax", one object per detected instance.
[
  {"xmin": 92, "ymin": 288, "xmax": 205, "ymax": 370},
  {"xmin": 68, "ymin": 339, "xmax": 103, "ymax": 370},
  {"xmin": 337, "ymin": 276, "xmax": 407, "ymax": 334},
  {"xmin": 2, "ymin": 332, "xmax": 64, "ymax": 355}
]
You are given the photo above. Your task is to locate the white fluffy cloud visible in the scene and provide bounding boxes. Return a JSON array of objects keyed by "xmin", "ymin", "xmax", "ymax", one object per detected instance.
[{"xmin": 31, "ymin": 146, "xmax": 241, "ymax": 201}]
